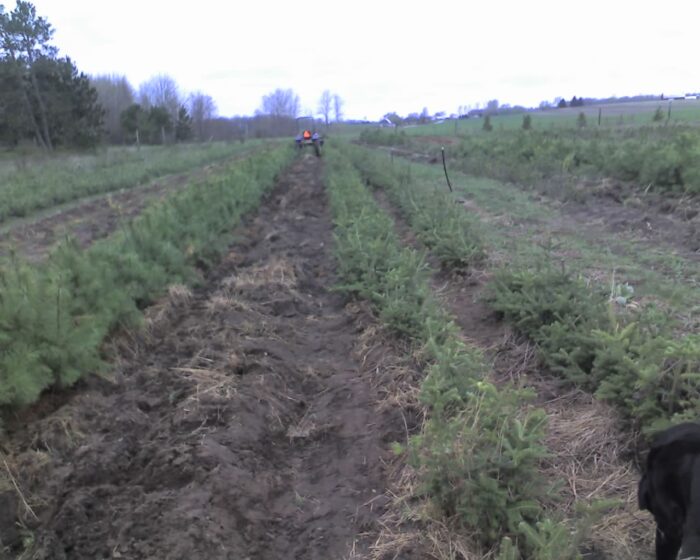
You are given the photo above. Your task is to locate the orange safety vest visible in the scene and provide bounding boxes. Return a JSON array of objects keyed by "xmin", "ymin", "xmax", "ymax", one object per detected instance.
[{"xmin": 303, "ymin": 130, "xmax": 311, "ymax": 139}]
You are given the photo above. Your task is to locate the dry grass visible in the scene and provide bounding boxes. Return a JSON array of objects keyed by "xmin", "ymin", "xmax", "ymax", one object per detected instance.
[
  {"xmin": 223, "ymin": 257, "xmax": 298, "ymax": 290},
  {"xmin": 349, "ymin": 320, "xmax": 491, "ymax": 560},
  {"xmin": 540, "ymin": 390, "xmax": 655, "ymax": 558},
  {"xmin": 355, "ymin": 322, "xmax": 424, "ymax": 423},
  {"xmin": 205, "ymin": 294, "xmax": 253, "ymax": 314},
  {"xmin": 356, "ymin": 299, "xmax": 654, "ymax": 559},
  {"xmin": 486, "ymin": 330, "xmax": 653, "ymax": 557},
  {"xmin": 144, "ymin": 283, "xmax": 194, "ymax": 332},
  {"xmin": 366, "ymin": 457, "xmax": 489, "ymax": 560},
  {"xmin": 0, "ymin": 451, "xmax": 46, "ymax": 523}
]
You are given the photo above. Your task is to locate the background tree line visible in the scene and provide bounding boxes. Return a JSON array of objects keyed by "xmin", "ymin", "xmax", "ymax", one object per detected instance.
[
  {"xmin": 0, "ymin": 1, "xmax": 103, "ymax": 149},
  {"xmin": 1, "ymin": 2, "xmax": 345, "ymax": 150}
]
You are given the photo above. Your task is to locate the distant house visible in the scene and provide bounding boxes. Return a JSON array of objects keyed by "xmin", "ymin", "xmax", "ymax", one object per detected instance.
[
  {"xmin": 467, "ymin": 109, "xmax": 484, "ymax": 118},
  {"xmin": 379, "ymin": 117, "xmax": 396, "ymax": 128}
]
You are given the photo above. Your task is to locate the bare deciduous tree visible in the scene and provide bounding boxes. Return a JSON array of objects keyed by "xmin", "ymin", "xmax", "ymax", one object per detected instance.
[
  {"xmin": 188, "ymin": 91, "xmax": 217, "ymax": 141},
  {"xmin": 138, "ymin": 74, "xmax": 181, "ymax": 120},
  {"xmin": 318, "ymin": 90, "xmax": 332, "ymax": 127},
  {"xmin": 333, "ymin": 93, "xmax": 344, "ymax": 123},
  {"xmin": 92, "ymin": 74, "xmax": 134, "ymax": 143},
  {"xmin": 259, "ymin": 88, "xmax": 300, "ymax": 118}
]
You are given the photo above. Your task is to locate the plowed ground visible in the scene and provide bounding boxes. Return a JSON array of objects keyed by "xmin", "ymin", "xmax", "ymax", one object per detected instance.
[{"xmin": 1, "ymin": 155, "xmax": 410, "ymax": 559}]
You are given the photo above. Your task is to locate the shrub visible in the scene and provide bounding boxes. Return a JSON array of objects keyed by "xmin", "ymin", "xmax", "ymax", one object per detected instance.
[
  {"xmin": 653, "ymin": 106, "xmax": 665, "ymax": 122},
  {"xmin": 593, "ymin": 314, "xmax": 700, "ymax": 433},
  {"xmin": 345, "ymin": 144, "xmax": 486, "ymax": 270},
  {"xmin": 358, "ymin": 128, "xmax": 408, "ymax": 146},
  {"xmin": 487, "ymin": 265, "xmax": 609, "ymax": 388},
  {"xmin": 411, "ymin": 382, "xmax": 550, "ymax": 548},
  {"xmin": 360, "ymin": 124, "xmax": 700, "ymax": 197},
  {"xmin": 0, "ymin": 146, "xmax": 293, "ymax": 409},
  {"xmin": 487, "ymin": 260, "xmax": 700, "ymax": 431},
  {"xmin": 0, "ymin": 142, "xmax": 259, "ymax": 223}
]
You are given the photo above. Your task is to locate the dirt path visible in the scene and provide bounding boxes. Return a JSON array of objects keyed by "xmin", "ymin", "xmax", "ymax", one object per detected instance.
[
  {"xmin": 2, "ymin": 155, "xmax": 399, "ymax": 559},
  {"xmin": 0, "ymin": 149, "xmax": 259, "ymax": 263}
]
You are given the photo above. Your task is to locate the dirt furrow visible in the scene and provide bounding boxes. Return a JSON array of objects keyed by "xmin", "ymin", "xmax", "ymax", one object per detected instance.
[{"xmin": 3, "ymin": 154, "xmax": 396, "ymax": 559}]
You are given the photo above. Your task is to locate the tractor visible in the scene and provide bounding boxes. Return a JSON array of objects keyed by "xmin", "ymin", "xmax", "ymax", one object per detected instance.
[{"xmin": 294, "ymin": 116, "xmax": 324, "ymax": 157}]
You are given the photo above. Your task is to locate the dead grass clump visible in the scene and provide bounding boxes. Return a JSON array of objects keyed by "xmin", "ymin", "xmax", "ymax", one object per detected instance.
[
  {"xmin": 167, "ymin": 283, "xmax": 193, "ymax": 305},
  {"xmin": 172, "ymin": 366, "xmax": 237, "ymax": 412},
  {"xmin": 144, "ymin": 283, "xmax": 194, "ymax": 331},
  {"xmin": 355, "ymin": 323, "xmax": 424, "ymax": 425},
  {"xmin": 223, "ymin": 258, "xmax": 297, "ymax": 291},
  {"xmin": 1, "ymin": 452, "xmax": 42, "ymax": 523},
  {"xmin": 286, "ymin": 416, "xmax": 317, "ymax": 440},
  {"xmin": 32, "ymin": 409, "xmax": 87, "ymax": 454},
  {"xmin": 367, "ymin": 459, "xmax": 487, "ymax": 560},
  {"xmin": 205, "ymin": 294, "xmax": 253, "ymax": 314},
  {"xmin": 541, "ymin": 390, "xmax": 655, "ymax": 558}
]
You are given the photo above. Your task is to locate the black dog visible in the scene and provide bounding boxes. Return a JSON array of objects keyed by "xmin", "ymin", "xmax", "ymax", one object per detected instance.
[{"xmin": 639, "ymin": 422, "xmax": 700, "ymax": 560}]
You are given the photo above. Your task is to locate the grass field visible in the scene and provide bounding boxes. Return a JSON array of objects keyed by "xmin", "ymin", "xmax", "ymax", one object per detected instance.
[
  {"xmin": 0, "ymin": 141, "xmax": 272, "ymax": 223},
  {"xmin": 372, "ymin": 149, "xmax": 700, "ymax": 324},
  {"xmin": 0, "ymin": 133, "xmax": 692, "ymax": 559},
  {"xmin": 398, "ymin": 99, "xmax": 700, "ymax": 135}
]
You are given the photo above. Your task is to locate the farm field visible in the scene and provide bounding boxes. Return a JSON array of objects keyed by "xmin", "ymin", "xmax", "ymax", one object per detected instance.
[
  {"xmin": 0, "ymin": 152, "xmax": 424, "ymax": 560},
  {"xmin": 404, "ymin": 98, "xmax": 700, "ymax": 134},
  {"xmin": 373, "ymin": 145, "xmax": 699, "ymax": 319},
  {"xmin": 4, "ymin": 0, "xmax": 699, "ymax": 555},
  {"xmin": 0, "ymin": 142, "xmax": 274, "ymax": 262},
  {"xmin": 0, "ymin": 141, "xmax": 269, "ymax": 227},
  {"xmin": 1, "ymin": 137, "xmax": 698, "ymax": 559}
]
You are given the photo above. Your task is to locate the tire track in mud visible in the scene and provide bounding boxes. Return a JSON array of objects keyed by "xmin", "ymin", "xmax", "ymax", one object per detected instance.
[{"xmin": 6, "ymin": 154, "xmax": 397, "ymax": 559}]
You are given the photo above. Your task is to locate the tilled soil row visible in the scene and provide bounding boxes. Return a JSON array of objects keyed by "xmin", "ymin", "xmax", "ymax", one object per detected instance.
[{"xmin": 2, "ymin": 154, "xmax": 403, "ymax": 559}]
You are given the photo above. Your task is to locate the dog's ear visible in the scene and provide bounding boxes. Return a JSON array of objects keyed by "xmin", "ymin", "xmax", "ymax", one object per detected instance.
[{"xmin": 639, "ymin": 474, "xmax": 652, "ymax": 512}]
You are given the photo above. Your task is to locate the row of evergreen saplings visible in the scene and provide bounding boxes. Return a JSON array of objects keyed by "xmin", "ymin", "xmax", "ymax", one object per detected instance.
[
  {"xmin": 486, "ymin": 264, "xmax": 700, "ymax": 436},
  {"xmin": 349, "ymin": 142, "xmax": 700, "ymax": 437},
  {"xmin": 359, "ymin": 126, "xmax": 700, "ymax": 196},
  {"xmin": 324, "ymin": 145, "xmax": 582, "ymax": 559},
  {"xmin": 344, "ymin": 143, "xmax": 485, "ymax": 269},
  {"xmin": 1, "ymin": 141, "xmax": 259, "ymax": 222},
  {"xmin": 0, "ymin": 146, "xmax": 294, "ymax": 414}
]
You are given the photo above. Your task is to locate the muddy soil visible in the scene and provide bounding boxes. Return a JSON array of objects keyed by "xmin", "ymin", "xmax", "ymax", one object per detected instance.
[
  {"xmin": 0, "ymin": 150, "xmax": 258, "ymax": 263},
  {"xmin": 1, "ymin": 154, "xmax": 405, "ymax": 559}
]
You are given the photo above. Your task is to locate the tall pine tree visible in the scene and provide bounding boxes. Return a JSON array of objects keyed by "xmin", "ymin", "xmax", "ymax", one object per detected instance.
[{"xmin": 0, "ymin": 1, "xmax": 104, "ymax": 149}]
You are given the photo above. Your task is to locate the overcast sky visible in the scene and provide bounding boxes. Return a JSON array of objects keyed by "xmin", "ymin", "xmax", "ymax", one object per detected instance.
[{"xmin": 10, "ymin": 0, "xmax": 700, "ymax": 120}]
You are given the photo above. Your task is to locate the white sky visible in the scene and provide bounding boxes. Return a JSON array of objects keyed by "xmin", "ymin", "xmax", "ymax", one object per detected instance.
[{"xmin": 10, "ymin": 0, "xmax": 700, "ymax": 120}]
